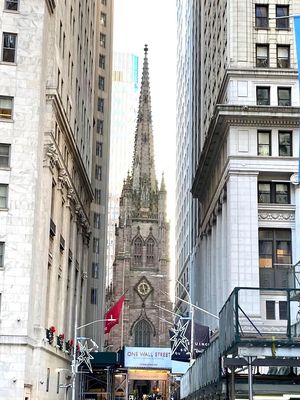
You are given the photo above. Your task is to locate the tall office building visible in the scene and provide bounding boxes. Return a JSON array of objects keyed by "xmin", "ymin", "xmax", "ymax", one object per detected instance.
[
  {"xmin": 0, "ymin": 0, "xmax": 113, "ymax": 399},
  {"xmin": 177, "ymin": 1, "xmax": 300, "ymax": 398},
  {"xmin": 107, "ymin": 52, "xmax": 139, "ymax": 285},
  {"xmin": 107, "ymin": 46, "xmax": 172, "ymax": 354}
]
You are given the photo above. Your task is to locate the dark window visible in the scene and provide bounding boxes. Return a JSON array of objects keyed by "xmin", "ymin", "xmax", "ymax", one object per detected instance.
[
  {"xmin": 100, "ymin": 12, "xmax": 106, "ymax": 27},
  {"xmin": 99, "ymin": 54, "xmax": 105, "ymax": 69},
  {"xmin": 2, "ymin": 32, "xmax": 16, "ymax": 62},
  {"xmin": 278, "ymin": 87, "xmax": 291, "ymax": 106},
  {"xmin": 276, "ymin": 5, "xmax": 289, "ymax": 29},
  {"xmin": 257, "ymin": 130, "xmax": 271, "ymax": 156},
  {"xmin": 134, "ymin": 237, "xmax": 143, "ymax": 264},
  {"xmin": 266, "ymin": 301, "xmax": 275, "ymax": 319},
  {"xmin": 258, "ymin": 182, "xmax": 290, "ymax": 204},
  {"xmin": 97, "ymin": 98, "xmax": 104, "ymax": 113},
  {"xmin": 93, "ymin": 238, "xmax": 99, "ymax": 254},
  {"xmin": 92, "ymin": 263, "xmax": 99, "ymax": 279},
  {"xmin": 0, "ymin": 144, "xmax": 10, "ymax": 167},
  {"xmin": 0, "ymin": 96, "xmax": 13, "ymax": 119},
  {"xmin": 256, "ymin": 44, "xmax": 269, "ymax": 67},
  {"xmin": 257, "ymin": 87, "xmax": 270, "ymax": 105},
  {"xmin": 101, "ymin": 0, "xmax": 107, "ymax": 5},
  {"xmin": 100, "ymin": 33, "xmax": 106, "ymax": 48},
  {"xmin": 134, "ymin": 319, "xmax": 151, "ymax": 347},
  {"xmin": 97, "ymin": 119, "xmax": 104, "ymax": 134},
  {"xmin": 279, "ymin": 301, "xmax": 287, "ymax": 320},
  {"xmin": 95, "ymin": 189, "xmax": 101, "ymax": 204},
  {"xmin": 96, "ymin": 142, "xmax": 103, "ymax": 157},
  {"xmin": 146, "ymin": 238, "xmax": 155, "ymax": 264},
  {"xmin": 259, "ymin": 229, "xmax": 291, "ymax": 269},
  {"xmin": 94, "ymin": 212, "xmax": 100, "ymax": 229},
  {"xmin": 95, "ymin": 165, "xmax": 102, "ymax": 180},
  {"xmin": 4, "ymin": 0, "xmax": 18, "ymax": 11},
  {"xmin": 279, "ymin": 131, "xmax": 292, "ymax": 156},
  {"xmin": 277, "ymin": 45, "xmax": 290, "ymax": 68},
  {"xmin": 255, "ymin": 5, "xmax": 269, "ymax": 28},
  {"xmin": 98, "ymin": 76, "xmax": 105, "ymax": 91},
  {"xmin": 0, "ymin": 184, "xmax": 8, "ymax": 208},
  {"xmin": 0, "ymin": 242, "xmax": 4, "ymax": 268},
  {"xmin": 91, "ymin": 288, "xmax": 97, "ymax": 304}
]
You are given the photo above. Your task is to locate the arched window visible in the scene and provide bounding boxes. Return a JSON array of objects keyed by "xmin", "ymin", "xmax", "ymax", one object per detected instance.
[
  {"xmin": 134, "ymin": 319, "xmax": 151, "ymax": 347},
  {"xmin": 134, "ymin": 238, "xmax": 143, "ymax": 264},
  {"xmin": 146, "ymin": 238, "xmax": 155, "ymax": 264}
]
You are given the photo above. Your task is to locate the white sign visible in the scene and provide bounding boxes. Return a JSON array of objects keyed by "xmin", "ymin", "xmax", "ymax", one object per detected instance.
[{"xmin": 124, "ymin": 347, "xmax": 172, "ymax": 369}]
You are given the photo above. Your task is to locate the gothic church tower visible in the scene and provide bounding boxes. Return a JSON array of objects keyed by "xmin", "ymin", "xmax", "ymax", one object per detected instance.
[{"xmin": 108, "ymin": 45, "xmax": 171, "ymax": 350}]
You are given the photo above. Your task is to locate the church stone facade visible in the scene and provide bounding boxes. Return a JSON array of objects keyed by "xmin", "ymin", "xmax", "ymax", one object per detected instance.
[{"xmin": 108, "ymin": 46, "xmax": 172, "ymax": 351}]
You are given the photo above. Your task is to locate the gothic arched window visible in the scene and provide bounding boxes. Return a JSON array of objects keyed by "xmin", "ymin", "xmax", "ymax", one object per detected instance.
[
  {"xmin": 134, "ymin": 237, "xmax": 143, "ymax": 264},
  {"xmin": 134, "ymin": 319, "xmax": 151, "ymax": 347},
  {"xmin": 146, "ymin": 238, "xmax": 155, "ymax": 264}
]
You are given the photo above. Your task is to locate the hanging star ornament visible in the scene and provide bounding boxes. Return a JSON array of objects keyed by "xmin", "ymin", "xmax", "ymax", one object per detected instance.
[
  {"xmin": 169, "ymin": 318, "xmax": 190, "ymax": 355},
  {"xmin": 76, "ymin": 340, "xmax": 94, "ymax": 373}
]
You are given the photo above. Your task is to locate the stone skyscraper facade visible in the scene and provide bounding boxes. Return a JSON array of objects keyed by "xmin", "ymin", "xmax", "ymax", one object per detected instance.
[
  {"xmin": 0, "ymin": 1, "xmax": 113, "ymax": 398},
  {"xmin": 107, "ymin": 46, "xmax": 172, "ymax": 351}
]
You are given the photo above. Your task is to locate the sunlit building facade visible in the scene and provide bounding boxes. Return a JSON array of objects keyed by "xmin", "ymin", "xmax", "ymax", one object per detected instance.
[{"xmin": 0, "ymin": 0, "xmax": 113, "ymax": 398}]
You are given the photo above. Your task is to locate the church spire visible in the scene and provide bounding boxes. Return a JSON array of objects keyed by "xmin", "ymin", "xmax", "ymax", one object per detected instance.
[{"xmin": 132, "ymin": 45, "xmax": 157, "ymax": 197}]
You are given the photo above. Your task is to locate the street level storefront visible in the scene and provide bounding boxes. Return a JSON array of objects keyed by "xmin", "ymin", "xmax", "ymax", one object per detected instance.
[{"xmin": 80, "ymin": 347, "xmax": 187, "ymax": 400}]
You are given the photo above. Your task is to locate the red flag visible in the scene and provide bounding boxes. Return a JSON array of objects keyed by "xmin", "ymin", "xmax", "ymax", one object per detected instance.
[{"xmin": 104, "ymin": 294, "xmax": 125, "ymax": 334}]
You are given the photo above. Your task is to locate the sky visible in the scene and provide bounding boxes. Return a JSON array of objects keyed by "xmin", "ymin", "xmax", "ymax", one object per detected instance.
[{"xmin": 113, "ymin": 0, "xmax": 177, "ymax": 228}]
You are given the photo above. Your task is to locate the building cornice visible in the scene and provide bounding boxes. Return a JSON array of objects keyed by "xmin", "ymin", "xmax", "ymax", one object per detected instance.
[{"xmin": 191, "ymin": 105, "xmax": 300, "ymax": 199}]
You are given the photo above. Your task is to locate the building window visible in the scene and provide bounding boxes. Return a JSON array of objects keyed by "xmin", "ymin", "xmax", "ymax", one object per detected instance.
[
  {"xmin": 258, "ymin": 182, "xmax": 290, "ymax": 204},
  {"xmin": 278, "ymin": 87, "xmax": 291, "ymax": 106},
  {"xmin": 96, "ymin": 142, "xmax": 103, "ymax": 157},
  {"xmin": 259, "ymin": 229, "xmax": 291, "ymax": 269},
  {"xmin": 94, "ymin": 212, "xmax": 101, "ymax": 229},
  {"xmin": 4, "ymin": 0, "xmax": 18, "ymax": 10},
  {"xmin": 279, "ymin": 301, "xmax": 287, "ymax": 320},
  {"xmin": 100, "ymin": 33, "xmax": 106, "ymax": 48},
  {"xmin": 134, "ymin": 237, "xmax": 143, "ymax": 264},
  {"xmin": 0, "ymin": 144, "xmax": 10, "ymax": 167},
  {"xmin": 95, "ymin": 165, "xmax": 102, "ymax": 180},
  {"xmin": 146, "ymin": 238, "xmax": 155, "ymax": 264},
  {"xmin": 277, "ymin": 45, "xmax": 290, "ymax": 68},
  {"xmin": 96, "ymin": 119, "xmax": 104, "ymax": 134},
  {"xmin": 97, "ymin": 98, "xmax": 104, "ymax": 113},
  {"xmin": 256, "ymin": 87, "xmax": 270, "ymax": 105},
  {"xmin": 257, "ymin": 130, "xmax": 271, "ymax": 156},
  {"xmin": 2, "ymin": 32, "xmax": 17, "ymax": 62},
  {"xmin": 91, "ymin": 288, "xmax": 98, "ymax": 304},
  {"xmin": 95, "ymin": 189, "xmax": 101, "ymax": 204},
  {"xmin": 276, "ymin": 5, "xmax": 289, "ymax": 29},
  {"xmin": 93, "ymin": 238, "xmax": 99, "ymax": 254},
  {"xmin": 98, "ymin": 76, "xmax": 105, "ymax": 91},
  {"xmin": 100, "ymin": 12, "xmax": 106, "ymax": 27},
  {"xmin": 0, "ymin": 184, "xmax": 8, "ymax": 208},
  {"xmin": 99, "ymin": 54, "xmax": 105, "ymax": 69},
  {"xmin": 92, "ymin": 263, "xmax": 99, "ymax": 279},
  {"xmin": 101, "ymin": 0, "xmax": 107, "ymax": 5},
  {"xmin": 134, "ymin": 319, "xmax": 151, "ymax": 347},
  {"xmin": 256, "ymin": 44, "xmax": 269, "ymax": 67},
  {"xmin": 0, "ymin": 96, "xmax": 13, "ymax": 119},
  {"xmin": 279, "ymin": 131, "xmax": 292, "ymax": 156},
  {"xmin": 266, "ymin": 301, "xmax": 275, "ymax": 320},
  {"xmin": 255, "ymin": 5, "xmax": 269, "ymax": 28},
  {"xmin": 0, "ymin": 242, "xmax": 4, "ymax": 268}
]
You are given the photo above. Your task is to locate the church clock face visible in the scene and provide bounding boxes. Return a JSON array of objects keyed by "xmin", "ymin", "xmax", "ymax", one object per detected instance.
[{"xmin": 137, "ymin": 282, "xmax": 150, "ymax": 296}]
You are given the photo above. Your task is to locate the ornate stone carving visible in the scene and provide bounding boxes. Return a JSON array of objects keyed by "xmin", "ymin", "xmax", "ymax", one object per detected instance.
[
  {"xmin": 258, "ymin": 211, "xmax": 295, "ymax": 222},
  {"xmin": 43, "ymin": 143, "xmax": 58, "ymax": 169}
]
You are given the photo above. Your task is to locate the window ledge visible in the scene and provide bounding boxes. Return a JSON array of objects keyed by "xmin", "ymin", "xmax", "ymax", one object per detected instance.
[
  {"xmin": 0, "ymin": 61, "xmax": 17, "ymax": 66},
  {"xmin": 0, "ymin": 167, "xmax": 10, "ymax": 171},
  {"xmin": 0, "ymin": 208, "xmax": 9, "ymax": 212},
  {"xmin": 3, "ymin": 9, "xmax": 19, "ymax": 14},
  {"xmin": 0, "ymin": 119, "xmax": 13, "ymax": 123},
  {"xmin": 255, "ymin": 27, "xmax": 270, "ymax": 31}
]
